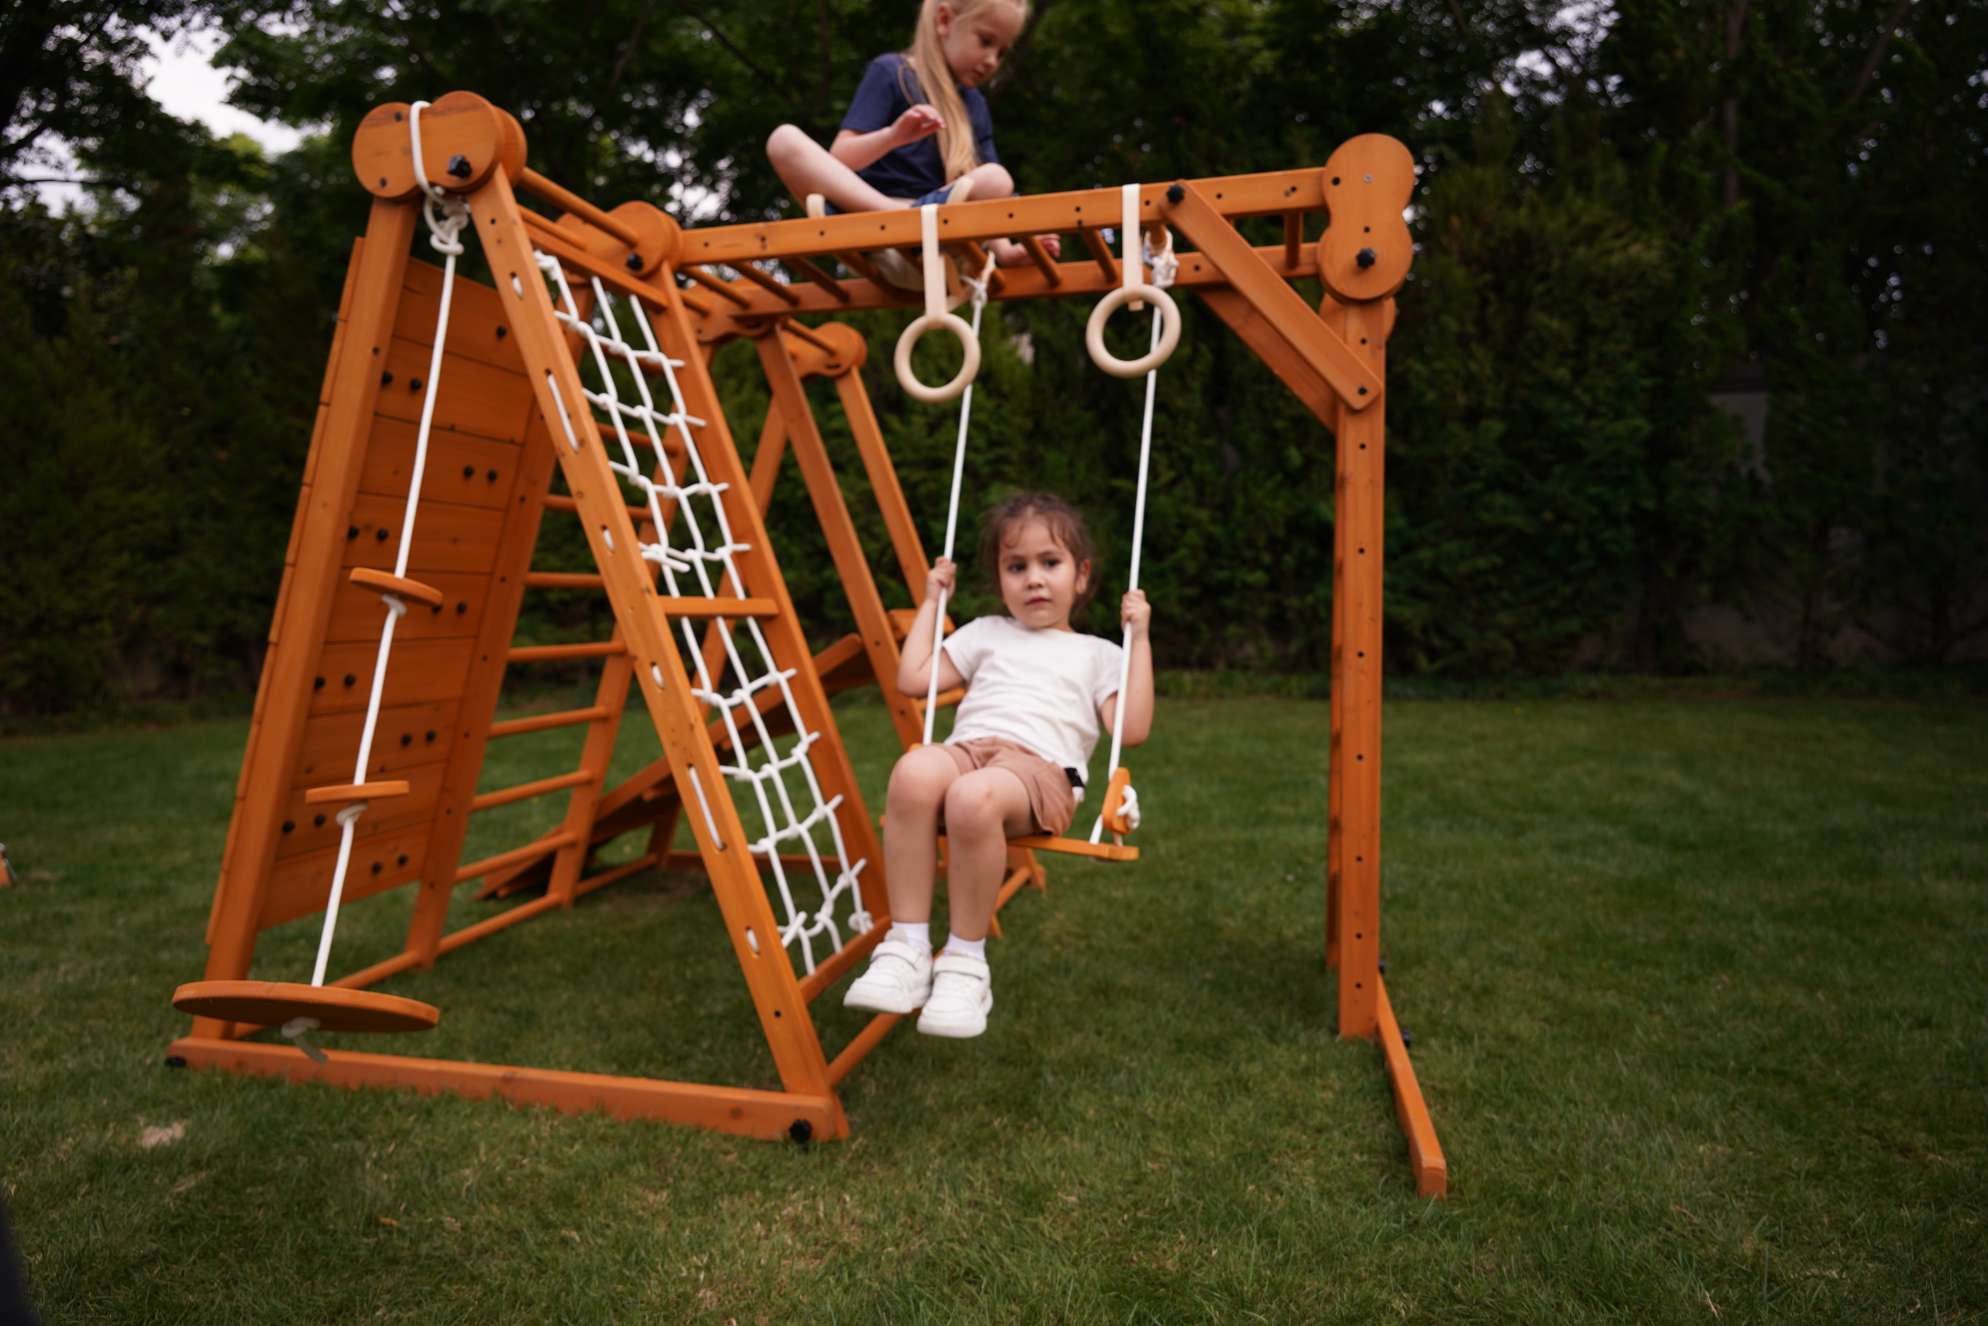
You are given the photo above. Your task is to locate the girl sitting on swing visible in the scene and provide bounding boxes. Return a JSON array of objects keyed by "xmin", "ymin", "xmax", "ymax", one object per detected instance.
[{"xmin": 844, "ymin": 493, "xmax": 1155, "ymax": 1038}]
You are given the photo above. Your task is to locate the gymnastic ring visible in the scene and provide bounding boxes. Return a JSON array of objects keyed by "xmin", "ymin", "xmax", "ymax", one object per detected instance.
[
  {"xmin": 1085, "ymin": 282, "xmax": 1181, "ymax": 379},
  {"xmin": 893, "ymin": 311, "xmax": 982, "ymax": 405}
]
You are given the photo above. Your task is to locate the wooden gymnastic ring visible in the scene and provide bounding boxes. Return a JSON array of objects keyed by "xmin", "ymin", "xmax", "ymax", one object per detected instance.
[
  {"xmin": 1085, "ymin": 283, "xmax": 1181, "ymax": 379},
  {"xmin": 893, "ymin": 311, "xmax": 982, "ymax": 404}
]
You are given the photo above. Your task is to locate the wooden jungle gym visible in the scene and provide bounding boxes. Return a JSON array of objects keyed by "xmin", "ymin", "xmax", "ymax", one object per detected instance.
[{"xmin": 168, "ymin": 91, "xmax": 1447, "ymax": 1197}]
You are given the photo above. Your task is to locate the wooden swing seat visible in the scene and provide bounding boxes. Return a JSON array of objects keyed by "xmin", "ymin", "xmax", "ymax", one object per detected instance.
[
  {"xmin": 172, "ymin": 980, "xmax": 439, "ymax": 1033},
  {"xmin": 1003, "ymin": 834, "xmax": 1138, "ymax": 863}
]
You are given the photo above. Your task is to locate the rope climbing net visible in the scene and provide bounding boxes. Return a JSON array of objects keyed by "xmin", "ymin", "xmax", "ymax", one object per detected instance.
[{"xmin": 532, "ymin": 251, "xmax": 872, "ymax": 975}]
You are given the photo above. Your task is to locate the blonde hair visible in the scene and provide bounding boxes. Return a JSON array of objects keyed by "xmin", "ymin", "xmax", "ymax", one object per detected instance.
[{"xmin": 902, "ymin": 0, "xmax": 1026, "ymax": 183}]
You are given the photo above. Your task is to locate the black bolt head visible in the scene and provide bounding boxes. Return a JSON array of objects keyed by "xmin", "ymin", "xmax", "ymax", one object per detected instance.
[
  {"xmin": 1356, "ymin": 247, "xmax": 1378, "ymax": 269},
  {"xmin": 625, "ymin": 253, "xmax": 643, "ymax": 271},
  {"xmin": 1166, "ymin": 183, "xmax": 1185, "ymax": 204},
  {"xmin": 446, "ymin": 154, "xmax": 473, "ymax": 179},
  {"xmin": 788, "ymin": 1119, "xmax": 814, "ymax": 1145}
]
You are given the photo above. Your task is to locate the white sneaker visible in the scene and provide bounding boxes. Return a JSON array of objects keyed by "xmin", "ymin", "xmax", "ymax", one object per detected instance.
[
  {"xmin": 842, "ymin": 938, "xmax": 933, "ymax": 1014},
  {"xmin": 916, "ymin": 952, "xmax": 993, "ymax": 1038}
]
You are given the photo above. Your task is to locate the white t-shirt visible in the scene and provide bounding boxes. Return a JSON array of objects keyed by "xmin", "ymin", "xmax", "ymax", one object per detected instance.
[{"xmin": 941, "ymin": 614, "xmax": 1126, "ymax": 796}]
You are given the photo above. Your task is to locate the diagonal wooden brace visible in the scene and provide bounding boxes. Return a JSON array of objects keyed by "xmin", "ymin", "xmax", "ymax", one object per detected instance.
[{"xmin": 1163, "ymin": 181, "xmax": 1381, "ymax": 411}]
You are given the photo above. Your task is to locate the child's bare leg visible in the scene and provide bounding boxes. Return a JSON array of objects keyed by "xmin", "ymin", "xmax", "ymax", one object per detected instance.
[
  {"xmin": 765, "ymin": 125, "xmax": 904, "ymax": 213},
  {"xmin": 882, "ymin": 746, "xmax": 962, "ymax": 924},
  {"xmin": 955, "ymin": 163, "xmax": 1055, "ymax": 266},
  {"xmin": 937, "ymin": 769, "xmax": 1034, "ymax": 941}
]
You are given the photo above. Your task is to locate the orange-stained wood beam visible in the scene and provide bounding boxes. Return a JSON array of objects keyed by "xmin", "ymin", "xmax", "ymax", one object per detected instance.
[
  {"xmin": 1377, "ymin": 976, "xmax": 1448, "ymax": 1197},
  {"xmin": 1196, "ymin": 287, "xmax": 1339, "ymax": 431},
  {"xmin": 1020, "ymin": 234, "xmax": 1062, "ymax": 285},
  {"xmin": 783, "ymin": 254, "xmax": 851, "ymax": 302},
  {"xmin": 832, "ymin": 367, "xmax": 933, "ymax": 602},
  {"xmin": 166, "ymin": 1036, "xmax": 846, "ymax": 1140},
  {"xmin": 1162, "ymin": 181, "xmax": 1380, "ymax": 412},
  {"xmin": 1079, "ymin": 226, "xmax": 1119, "ymax": 285},
  {"xmin": 1323, "ymin": 293, "xmax": 1388, "ymax": 1039},
  {"xmin": 684, "ymin": 171, "xmax": 1323, "ymax": 266},
  {"xmin": 684, "ymin": 242, "xmax": 1320, "ymax": 332},
  {"xmin": 727, "ymin": 259, "xmax": 802, "ymax": 306}
]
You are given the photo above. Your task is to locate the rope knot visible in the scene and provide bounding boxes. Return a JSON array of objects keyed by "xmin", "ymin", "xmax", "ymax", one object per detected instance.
[{"xmin": 408, "ymin": 101, "xmax": 471, "ymax": 255}]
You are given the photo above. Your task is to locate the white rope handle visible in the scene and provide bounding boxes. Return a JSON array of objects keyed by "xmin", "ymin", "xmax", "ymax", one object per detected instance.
[
  {"xmin": 893, "ymin": 204, "xmax": 981, "ymax": 404},
  {"xmin": 1086, "ymin": 183, "xmax": 1181, "ymax": 380},
  {"xmin": 921, "ymin": 252, "xmax": 996, "ymax": 744},
  {"xmin": 307, "ymin": 100, "xmax": 463, "ymax": 988},
  {"xmin": 1090, "ymin": 225, "xmax": 1174, "ymax": 844}
]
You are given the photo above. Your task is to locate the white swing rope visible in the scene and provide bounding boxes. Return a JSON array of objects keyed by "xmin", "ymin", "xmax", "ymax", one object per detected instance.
[
  {"xmin": 1090, "ymin": 185, "xmax": 1177, "ymax": 843},
  {"xmin": 921, "ymin": 246, "xmax": 999, "ymax": 745},
  {"xmin": 288, "ymin": 102, "xmax": 470, "ymax": 1053}
]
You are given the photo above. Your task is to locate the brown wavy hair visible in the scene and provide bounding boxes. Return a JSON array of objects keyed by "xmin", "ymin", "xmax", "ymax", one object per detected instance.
[{"xmin": 977, "ymin": 491, "xmax": 1099, "ymax": 615}]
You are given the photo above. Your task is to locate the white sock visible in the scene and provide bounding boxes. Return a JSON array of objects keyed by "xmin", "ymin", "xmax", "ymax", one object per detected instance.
[
  {"xmin": 890, "ymin": 921, "xmax": 931, "ymax": 952},
  {"xmin": 945, "ymin": 933, "xmax": 987, "ymax": 962}
]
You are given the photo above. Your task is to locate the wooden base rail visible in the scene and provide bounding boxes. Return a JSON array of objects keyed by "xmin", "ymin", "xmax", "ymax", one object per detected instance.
[{"xmin": 167, "ymin": 1037, "xmax": 844, "ymax": 1141}]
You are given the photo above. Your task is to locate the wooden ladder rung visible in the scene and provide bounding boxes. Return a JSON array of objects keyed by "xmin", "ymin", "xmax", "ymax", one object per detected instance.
[
  {"xmin": 657, "ymin": 596, "xmax": 779, "ymax": 619},
  {"xmin": 487, "ymin": 705, "xmax": 612, "ymax": 739},
  {"xmin": 454, "ymin": 832, "xmax": 582, "ymax": 885},
  {"xmin": 543, "ymin": 494, "xmax": 662, "ymax": 521},
  {"xmin": 508, "ymin": 641, "xmax": 627, "ymax": 663},
  {"xmin": 525, "ymin": 571, "xmax": 605, "ymax": 591},
  {"xmin": 470, "ymin": 769, "xmax": 595, "ymax": 813}
]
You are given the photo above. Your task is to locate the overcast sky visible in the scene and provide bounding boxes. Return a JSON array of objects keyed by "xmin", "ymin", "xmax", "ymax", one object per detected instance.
[
  {"xmin": 30, "ymin": 27, "xmax": 301, "ymax": 209},
  {"xmin": 145, "ymin": 26, "xmax": 306, "ymax": 153}
]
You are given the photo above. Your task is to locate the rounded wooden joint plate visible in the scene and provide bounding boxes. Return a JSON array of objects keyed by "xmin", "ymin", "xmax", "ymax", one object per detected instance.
[
  {"xmin": 612, "ymin": 201, "xmax": 679, "ymax": 274},
  {"xmin": 815, "ymin": 322, "xmax": 869, "ymax": 376},
  {"xmin": 173, "ymin": 980, "xmax": 439, "ymax": 1034},
  {"xmin": 351, "ymin": 91, "xmax": 513, "ymax": 201},
  {"xmin": 555, "ymin": 200, "xmax": 677, "ymax": 275},
  {"xmin": 1318, "ymin": 135, "xmax": 1417, "ymax": 303}
]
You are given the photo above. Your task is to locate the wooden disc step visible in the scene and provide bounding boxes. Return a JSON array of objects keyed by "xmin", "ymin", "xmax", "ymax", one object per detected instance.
[{"xmin": 172, "ymin": 980, "xmax": 439, "ymax": 1033}]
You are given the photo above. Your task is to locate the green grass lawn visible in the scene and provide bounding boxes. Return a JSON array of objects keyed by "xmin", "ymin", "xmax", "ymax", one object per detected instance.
[{"xmin": 2, "ymin": 690, "xmax": 1983, "ymax": 1323}]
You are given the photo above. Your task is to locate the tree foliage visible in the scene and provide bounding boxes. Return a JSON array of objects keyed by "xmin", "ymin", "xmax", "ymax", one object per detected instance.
[{"xmin": 3, "ymin": 0, "xmax": 1984, "ymax": 715}]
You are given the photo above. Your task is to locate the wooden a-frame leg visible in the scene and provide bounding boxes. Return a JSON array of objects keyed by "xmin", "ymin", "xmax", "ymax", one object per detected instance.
[
  {"xmin": 1324, "ymin": 294, "xmax": 1386, "ymax": 1040},
  {"xmin": 469, "ymin": 170, "xmax": 846, "ymax": 1113}
]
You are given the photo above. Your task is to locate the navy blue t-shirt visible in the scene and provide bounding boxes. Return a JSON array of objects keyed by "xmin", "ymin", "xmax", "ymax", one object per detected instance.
[{"xmin": 839, "ymin": 53, "xmax": 999, "ymax": 199}]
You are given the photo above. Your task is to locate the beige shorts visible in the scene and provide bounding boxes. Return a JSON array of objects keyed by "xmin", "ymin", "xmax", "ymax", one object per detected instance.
[{"xmin": 942, "ymin": 738, "xmax": 1077, "ymax": 838}]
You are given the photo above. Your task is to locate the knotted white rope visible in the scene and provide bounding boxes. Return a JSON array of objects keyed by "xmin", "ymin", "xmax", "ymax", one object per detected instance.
[
  {"xmin": 302, "ymin": 100, "xmax": 466, "ymax": 999},
  {"xmin": 1089, "ymin": 202, "xmax": 1176, "ymax": 844},
  {"xmin": 922, "ymin": 249, "xmax": 998, "ymax": 745},
  {"xmin": 531, "ymin": 253, "xmax": 874, "ymax": 970}
]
